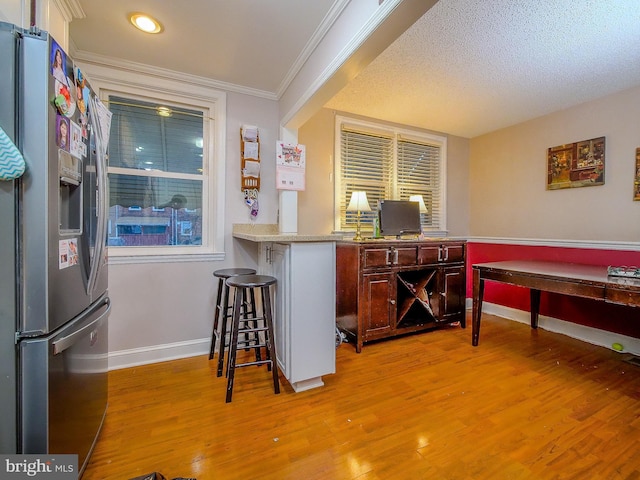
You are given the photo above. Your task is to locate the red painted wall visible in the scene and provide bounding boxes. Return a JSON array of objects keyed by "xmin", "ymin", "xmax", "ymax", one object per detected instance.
[{"xmin": 466, "ymin": 242, "xmax": 640, "ymax": 338}]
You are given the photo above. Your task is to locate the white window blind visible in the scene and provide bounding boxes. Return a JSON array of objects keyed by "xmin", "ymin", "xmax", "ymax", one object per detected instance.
[
  {"xmin": 339, "ymin": 128, "xmax": 393, "ymax": 230},
  {"xmin": 397, "ymin": 139, "xmax": 442, "ymax": 229},
  {"xmin": 335, "ymin": 116, "xmax": 446, "ymax": 234}
]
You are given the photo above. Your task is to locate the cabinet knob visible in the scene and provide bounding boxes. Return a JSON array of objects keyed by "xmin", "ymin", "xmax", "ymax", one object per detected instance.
[{"xmin": 390, "ymin": 299, "xmax": 396, "ymax": 305}]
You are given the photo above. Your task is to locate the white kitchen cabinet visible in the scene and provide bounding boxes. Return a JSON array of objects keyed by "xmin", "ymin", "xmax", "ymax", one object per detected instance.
[{"xmin": 259, "ymin": 241, "xmax": 336, "ymax": 392}]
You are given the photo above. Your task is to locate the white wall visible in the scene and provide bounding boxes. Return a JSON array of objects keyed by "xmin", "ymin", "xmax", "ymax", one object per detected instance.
[
  {"xmin": 37, "ymin": 0, "xmax": 69, "ymax": 49},
  {"xmin": 446, "ymin": 132, "xmax": 470, "ymax": 236},
  {"xmin": 469, "ymin": 85, "xmax": 640, "ymax": 243},
  {"xmin": 0, "ymin": 0, "xmax": 27, "ymax": 25}
]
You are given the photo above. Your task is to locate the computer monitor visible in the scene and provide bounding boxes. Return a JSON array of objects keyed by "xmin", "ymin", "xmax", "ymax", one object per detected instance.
[{"xmin": 378, "ymin": 200, "xmax": 421, "ymax": 238}]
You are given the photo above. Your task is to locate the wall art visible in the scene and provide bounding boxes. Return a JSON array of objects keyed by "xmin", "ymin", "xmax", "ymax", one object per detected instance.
[{"xmin": 547, "ymin": 136, "xmax": 605, "ymax": 190}]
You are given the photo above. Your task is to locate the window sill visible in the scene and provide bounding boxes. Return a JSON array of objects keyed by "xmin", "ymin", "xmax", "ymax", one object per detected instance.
[{"xmin": 108, "ymin": 252, "xmax": 225, "ymax": 265}]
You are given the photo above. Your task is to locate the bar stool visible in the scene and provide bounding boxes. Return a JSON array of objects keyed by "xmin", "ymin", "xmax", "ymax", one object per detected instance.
[
  {"xmin": 209, "ymin": 268, "xmax": 256, "ymax": 378},
  {"xmin": 225, "ymin": 274, "xmax": 280, "ymax": 403}
]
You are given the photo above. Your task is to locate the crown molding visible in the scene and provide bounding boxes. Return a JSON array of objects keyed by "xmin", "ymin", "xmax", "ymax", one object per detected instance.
[
  {"xmin": 276, "ymin": 0, "xmax": 350, "ymax": 99},
  {"xmin": 52, "ymin": 0, "xmax": 84, "ymax": 22},
  {"xmin": 72, "ymin": 50, "xmax": 278, "ymax": 101}
]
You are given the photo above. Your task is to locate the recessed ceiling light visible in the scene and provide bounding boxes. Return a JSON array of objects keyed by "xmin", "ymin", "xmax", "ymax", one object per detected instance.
[{"xmin": 129, "ymin": 12, "xmax": 163, "ymax": 34}]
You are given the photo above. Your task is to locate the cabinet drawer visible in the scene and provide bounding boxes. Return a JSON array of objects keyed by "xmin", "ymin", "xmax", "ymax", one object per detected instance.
[
  {"xmin": 418, "ymin": 243, "xmax": 465, "ymax": 265},
  {"xmin": 418, "ymin": 246, "xmax": 440, "ymax": 264},
  {"xmin": 443, "ymin": 244, "xmax": 465, "ymax": 263},
  {"xmin": 362, "ymin": 246, "xmax": 418, "ymax": 268},
  {"xmin": 395, "ymin": 246, "xmax": 418, "ymax": 266},
  {"xmin": 362, "ymin": 247, "xmax": 392, "ymax": 268}
]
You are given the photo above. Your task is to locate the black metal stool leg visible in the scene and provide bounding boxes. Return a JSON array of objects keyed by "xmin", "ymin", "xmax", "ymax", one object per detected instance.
[
  {"xmin": 216, "ymin": 283, "xmax": 232, "ymax": 377},
  {"xmin": 262, "ymin": 285, "xmax": 280, "ymax": 394},
  {"xmin": 209, "ymin": 277, "xmax": 224, "ymax": 360},
  {"xmin": 239, "ymin": 287, "xmax": 252, "ymax": 352},
  {"xmin": 226, "ymin": 288, "xmax": 244, "ymax": 403},
  {"xmin": 247, "ymin": 287, "xmax": 262, "ymax": 362}
]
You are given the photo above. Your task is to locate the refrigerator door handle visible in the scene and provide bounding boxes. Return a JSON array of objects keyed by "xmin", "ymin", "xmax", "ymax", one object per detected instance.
[
  {"xmin": 52, "ymin": 299, "xmax": 110, "ymax": 355},
  {"xmin": 86, "ymin": 96, "xmax": 108, "ymax": 295}
]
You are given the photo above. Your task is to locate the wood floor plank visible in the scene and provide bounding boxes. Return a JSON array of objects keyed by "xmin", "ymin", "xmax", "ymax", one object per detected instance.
[{"xmin": 82, "ymin": 314, "xmax": 640, "ymax": 479}]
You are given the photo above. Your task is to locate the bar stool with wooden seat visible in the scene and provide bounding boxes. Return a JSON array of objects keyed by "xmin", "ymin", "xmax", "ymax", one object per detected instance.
[
  {"xmin": 209, "ymin": 268, "xmax": 256, "ymax": 378},
  {"xmin": 225, "ymin": 274, "xmax": 280, "ymax": 403}
]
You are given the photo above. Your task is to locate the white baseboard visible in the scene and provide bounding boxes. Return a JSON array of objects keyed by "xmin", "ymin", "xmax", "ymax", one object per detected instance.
[
  {"xmin": 108, "ymin": 302, "xmax": 640, "ymax": 371},
  {"xmin": 108, "ymin": 338, "xmax": 210, "ymax": 371},
  {"xmin": 467, "ymin": 299, "xmax": 640, "ymax": 356}
]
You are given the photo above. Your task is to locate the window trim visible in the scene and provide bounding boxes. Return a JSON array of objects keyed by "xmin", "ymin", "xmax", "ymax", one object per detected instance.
[
  {"xmin": 334, "ymin": 115, "xmax": 447, "ymax": 235},
  {"xmin": 86, "ymin": 69, "xmax": 227, "ymax": 262}
]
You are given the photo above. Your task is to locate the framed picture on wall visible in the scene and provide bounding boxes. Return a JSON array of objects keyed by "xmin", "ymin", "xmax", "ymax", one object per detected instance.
[{"xmin": 547, "ymin": 136, "xmax": 605, "ymax": 190}]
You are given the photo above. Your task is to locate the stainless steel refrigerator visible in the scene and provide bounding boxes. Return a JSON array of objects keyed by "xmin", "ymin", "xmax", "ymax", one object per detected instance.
[{"xmin": 0, "ymin": 22, "xmax": 110, "ymax": 477}]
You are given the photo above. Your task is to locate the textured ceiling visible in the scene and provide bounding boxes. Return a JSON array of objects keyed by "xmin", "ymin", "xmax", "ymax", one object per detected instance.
[
  {"xmin": 69, "ymin": 1, "xmax": 640, "ymax": 139},
  {"xmin": 326, "ymin": 0, "xmax": 640, "ymax": 138}
]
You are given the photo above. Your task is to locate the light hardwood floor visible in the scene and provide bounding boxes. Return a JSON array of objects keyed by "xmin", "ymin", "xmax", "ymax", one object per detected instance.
[{"xmin": 83, "ymin": 314, "xmax": 640, "ymax": 480}]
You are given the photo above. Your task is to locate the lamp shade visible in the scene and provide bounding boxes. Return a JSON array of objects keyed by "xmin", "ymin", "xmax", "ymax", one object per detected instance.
[
  {"xmin": 347, "ymin": 191, "xmax": 371, "ymax": 212},
  {"xmin": 409, "ymin": 195, "xmax": 428, "ymax": 213}
]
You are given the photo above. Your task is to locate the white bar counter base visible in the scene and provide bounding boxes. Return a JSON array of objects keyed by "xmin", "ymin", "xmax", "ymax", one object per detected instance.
[{"xmin": 232, "ymin": 224, "xmax": 343, "ymax": 392}]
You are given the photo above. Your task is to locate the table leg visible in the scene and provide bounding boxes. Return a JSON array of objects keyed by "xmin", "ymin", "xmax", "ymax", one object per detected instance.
[
  {"xmin": 530, "ymin": 289, "xmax": 540, "ymax": 329},
  {"xmin": 472, "ymin": 268, "xmax": 484, "ymax": 346}
]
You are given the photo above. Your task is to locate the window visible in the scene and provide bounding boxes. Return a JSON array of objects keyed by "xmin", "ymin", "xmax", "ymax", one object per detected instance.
[
  {"xmin": 334, "ymin": 116, "xmax": 447, "ymax": 235},
  {"xmin": 92, "ymin": 72, "xmax": 226, "ymax": 262},
  {"xmin": 107, "ymin": 96, "xmax": 205, "ymax": 249}
]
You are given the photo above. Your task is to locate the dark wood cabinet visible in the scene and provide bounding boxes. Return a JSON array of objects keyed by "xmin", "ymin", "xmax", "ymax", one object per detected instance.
[
  {"xmin": 361, "ymin": 272, "xmax": 394, "ymax": 335},
  {"xmin": 336, "ymin": 239, "xmax": 466, "ymax": 352},
  {"xmin": 438, "ymin": 265, "xmax": 466, "ymax": 322}
]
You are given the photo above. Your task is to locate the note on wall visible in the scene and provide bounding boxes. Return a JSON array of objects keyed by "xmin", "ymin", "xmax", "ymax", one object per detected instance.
[
  {"xmin": 243, "ymin": 141, "xmax": 259, "ymax": 160},
  {"xmin": 243, "ymin": 159, "xmax": 261, "ymax": 178},
  {"xmin": 241, "ymin": 125, "xmax": 258, "ymax": 142},
  {"xmin": 276, "ymin": 141, "xmax": 305, "ymax": 191}
]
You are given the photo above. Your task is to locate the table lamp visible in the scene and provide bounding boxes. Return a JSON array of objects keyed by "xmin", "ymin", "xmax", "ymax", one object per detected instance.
[
  {"xmin": 347, "ymin": 191, "xmax": 371, "ymax": 241},
  {"xmin": 409, "ymin": 195, "xmax": 428, "ymax": 214},
  {"xmin": 410, "ymin": 195, "xmax": 428, "ymax": 237}
]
